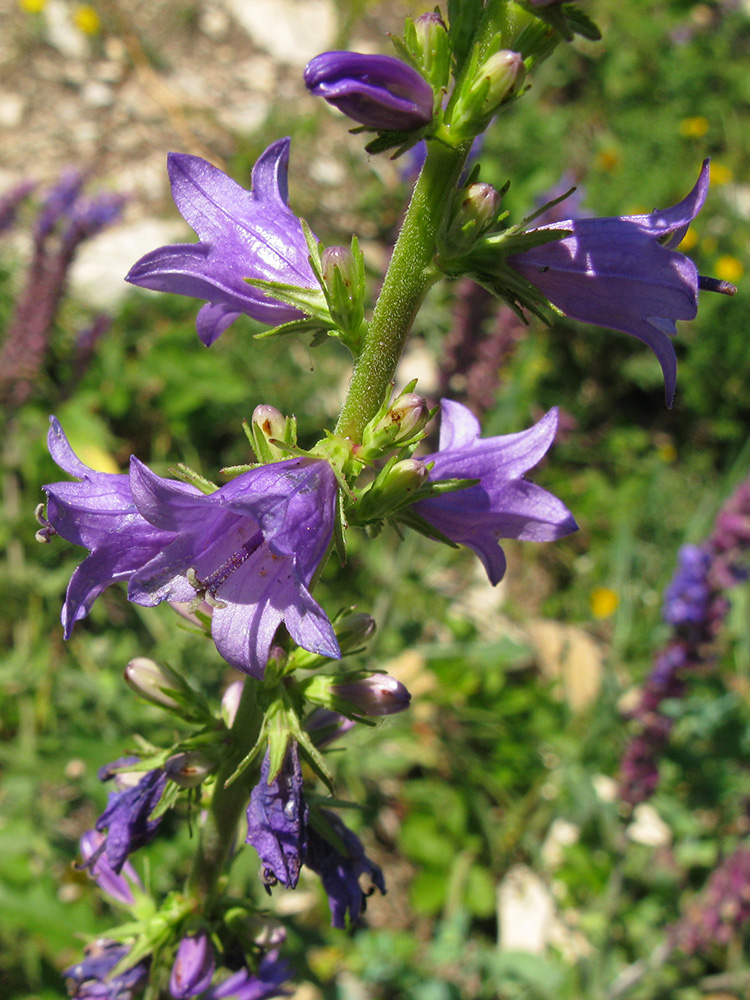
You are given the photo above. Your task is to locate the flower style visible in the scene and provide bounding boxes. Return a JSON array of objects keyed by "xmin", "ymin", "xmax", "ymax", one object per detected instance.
[
  {"xmin": 39, "ymin": 417, "xmax": 183, "ymax": 638},
  {"xmin": 505, "ymin": 161, "xmax": 713, "ymax": 404},
  {"xmin": 304, "ymin": 52, "xmax": 434, "ymax": 131},
  {"xmin": 126, "ymin": 457, "xmax": 340, "ymax": 677},
  {"xmin": 92, "ymin": 758, "xmax": 168, "ymax": 874},
  {"xmin": 125, "ymin": 139, "xmax": 318, "ymax": 346},
  {"xmin": 413, "ymin": 400, "xmax": 577, "ymax": 585},
  {"xmin": 306, "ymin": 810, "xmax": 386, "ymax": 929},
  {"xmin": 246, "ymin": 744, "xmax": 308, "ymax": 890}
]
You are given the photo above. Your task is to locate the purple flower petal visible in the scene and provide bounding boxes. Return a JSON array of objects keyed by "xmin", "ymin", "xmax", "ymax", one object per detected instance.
[{"xmin": 246, "ymin": 745, "xmax": 308, "ymax": 889}]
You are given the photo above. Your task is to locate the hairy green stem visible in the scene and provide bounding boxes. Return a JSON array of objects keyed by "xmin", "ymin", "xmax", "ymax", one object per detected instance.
[{"xmin": 188, "ymin": 678, "xmax": 263, "ymax": 907}]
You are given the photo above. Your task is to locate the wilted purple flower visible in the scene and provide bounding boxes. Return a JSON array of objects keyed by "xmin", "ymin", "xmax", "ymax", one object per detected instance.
[
  {"xmin": 306, "ymin": 810, "xmax": 386, "ymax": 928},
  {"xmin": 662, "ymin": 544, "xmax": 712, "ymax": 628},
  {"xmin": 331, "ymin": 674, "xmax": 411, "ymax": 716},
  {"xmin": 304, "ymin": 52, "xmax": 434, "ymax": 131},
  {"xmin": 79, "ymin": 830, "xmax": 142, "ymax": 906},
  {"xmin": 246, "ymin": 744, "xmax": 308, "ymax": 890},
  {"xmin": 125, "ymin": 139, "xmax": 317, "ymax": 346},
  {"xmin": 506, "ymin": 161, "xmax": 726, "ymax": 404},
  {"xmin": 170, "ymin": 932, "xmax": 216, "ymax": 998},
  {"xmin": 413, "ymin": 400, "xmax": 577, "ymax": 585},
  {"xmin": 206, "ymin": 951, "xmax": 292, "ymax": 1000},
  {"xmin": 92, "ymin": 759, "xmax": 168, "ymax": 873},
  {"xmin": 63, "ymin": 939, "xmax": 149, "ymax": 1000},
  {"xmin": 38, "ymin": 418, "xmax": 184, "ymax": 638},
  {"xmin": 126, "ymin": 456, "xmax": 340, "ymax": 677}
]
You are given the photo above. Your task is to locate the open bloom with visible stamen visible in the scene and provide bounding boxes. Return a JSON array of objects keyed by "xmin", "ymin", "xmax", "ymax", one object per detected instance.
[
  {"xmin": 127, "ymin": 457, "xmax": 340, "ymax": 677},
  {"xmin": 414, "ymin": 400, "xmax": 577, "ymax": 585},
  {"xmin": 506, "ymin": 161, "xmax": 713, "ymax": 404},
  {"xmin": 125, "ymin": 139, "xmax": 317, "ymax": 346}
]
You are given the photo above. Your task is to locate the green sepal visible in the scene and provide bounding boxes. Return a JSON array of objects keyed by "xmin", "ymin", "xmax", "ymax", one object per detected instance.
[
  {"xmin": 168, "ymin": 463, "xmax": 219, "ymax": 495},
  {"xmin": 393, "ymin": 505, "xmax": 462, "ymax": 549},
  {"xmin": 243, "ymin": 275, "xmax": 330, "ymax": 320},
  {"xmin": 565, "ymin": 6, "xmax": 602, "ymax": 41},
  {"xmin": 253, "ymin": 316, "xmax": 334, "ymax": 341},
  {"xmin": 527, "ymin": 3, "xmax": 601, "ymax": 44},
  {"xmin": 446, "ymin": 0, "xmax": 485, "ymax": 73},
  {"xmin": 391, "ymin": 11, "xmax": 451, "ymax": 94}
]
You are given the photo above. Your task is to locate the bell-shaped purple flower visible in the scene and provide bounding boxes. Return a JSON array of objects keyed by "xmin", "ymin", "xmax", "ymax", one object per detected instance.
[
  {"xmin": 413, "ymin": 400, "xmax": 577, "ymax": 585},
  {"xmin": 306, "ymin": 810, "xmax": 386, "ymax": 929},
  {"xmin": 506, "ymin": 161, "xmax": 711, "ymax": 404},
  {"xmin": 304, "ymin": 52, "xmax": 434, "ymax": 132},
  {"xmin": 125, "ymin": 139, "xmax": 317, "ymax": 346},
  {"xmin": 79, "ymin": 830, "xmax": 143, "ymax": 906},
  {"xmin": 170, "ymin": 932, "xmax": 216, "ymax": 999},
  {"xmin": 63, "ymin": 939, "xmax": 150, "ymax": 1000},
  {"xmin": 39, "ymin": 418, "xmax": 184, "ymax": 638},
  {"xmin": 205, "ymin": 951, "xmax": 292, "ymax": 1000},
  {"xmin": 246, "ymin": 744, "xmax": 308, "ymax": 890},
  {"xmin": 126, "ymin": 456, "xmax": 340, "ymax": 677},
  {"xmin": 92, "ymin": 760, "xmax": 168, "ymax": 873}
]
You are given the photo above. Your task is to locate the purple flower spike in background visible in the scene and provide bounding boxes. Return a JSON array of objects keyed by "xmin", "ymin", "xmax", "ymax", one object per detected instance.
[
  {"xmin": 414, "ymin": 400, "xmax": 577, "ymax": 585},
  {"xmin": 246, "ymin": 744, "xmax": 308, "ymax": 890},
  {"xmin": 506, "ymin": 161, "xmax": 734, "ymax": 404},
  {"xmin": 304, "ymin": 52, "xmax": 434, "ymax": 132},
  {"xmin": 93, "ymin": 760, "xmax": 168, "ymax": 873},
  {"xmin": 127, "ymin": 457, "xmax": 340, "ymax": 677},
  {"xmin": 39, "ymin": 418, "xmax": 184, "ymax": 638},
  {"xmin": 170, "ymin": 932, "xmax": 216, "ymax": 999},
  {"xmin": 125, "ymin": 139, "xmax": 317, "ymax": 346}
]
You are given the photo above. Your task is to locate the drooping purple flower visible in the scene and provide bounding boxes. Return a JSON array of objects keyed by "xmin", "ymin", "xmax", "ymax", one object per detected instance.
[
  {"xmin": 92, "ymin": 760, "xmax": 168, "ymax": 873},
  {"xmin": 306, "ymin": 810, "xmax": 386, "ymax": 929},
  {"xmin": 39, "ymin": 418, "xmax": 185, "ymax": 638},
  {"xmin": 125, "ymin": 139, "xmax": 317, "ymax": 346},
  {"xmin": 63, "ymin": 939, "xmax": 150, "ymax": 1000},
  {"xmin": 170, "ymin": 932, "xmax": 216, "ymax": 999},
  {"xmin": 246, "ymin": 744, "xmax": 308, "ymax": 890},
  {"xmin": 79, "ymin": 830, "xmax": 143, "ymax": 906},
  {"xmin": 126, "ymin": 456, "xmax": 340, "ymax": 677},
  {"xmin": 304, "ymin": 52, "xmax": 434, "ymax": 132},
  {"xmin": 506, "ymin": 161, "xmax": 721, "ymax": 404},
  {"xmin": 413, "ymin": 400, "xmax": 577, "ymax": 585},
  {"xmin": 205, "ymin": 951, "xmax": 292, "ymax": 1000}
]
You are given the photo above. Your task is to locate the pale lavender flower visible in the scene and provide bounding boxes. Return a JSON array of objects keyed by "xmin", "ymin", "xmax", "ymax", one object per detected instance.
[
  {"xmin": 79, "ymin": 830, "xmax": 142, "ymax": 906},
  {"xmin": 246, "ymin": 744, "xmax": 308, "ymax": 890},
  {"xmin": 170, "ymin": 932, "xmax": 216, "ymax": 999},
  {"xmin": 39, "ymin": 418, "xmax": 184, "ymax": 638},
  {"xmin": 506, "ymin": 161, "xmax": 723, "ymax": 404},
  {"xmin": 413, "ymin": 400, "xmax": 577, "ymax": 585},
  {"xmin": 125, "ymin": 139, "xmax": 317, "ymax": 346},
  {"xmin": 306, "ymin": 810, "xmax": 386, "ymax": 928},
  {"xmin": 126, "ymin": 456, "xmax": 340, "ymax": 677},
  {"xmin": 63, "ymin": 939, "xmax": 149, "ymax": 1000},
  {"xmin": 304, "ymin": 52, "xmax": 433, "ymax": 131},
  {"xmin": 206, "ymin": 951, "xmax": 292, "ymax": 1000},
  {"xmin": 92, "ymin": 759, "xmax": 168, "ymax": 873}
]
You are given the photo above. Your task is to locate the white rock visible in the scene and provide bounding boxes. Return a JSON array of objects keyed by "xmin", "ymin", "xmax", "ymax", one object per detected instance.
[
  {"xmin": 81, "ymin": 80, "xmax": 114, "ymax": 108},
  {"xmin": 498, "ymin": 865, "xmax": 554, "ymax": 954},
  {"xmin": 45, "ymin": 0, "xmax": 88, "ymax": 60},
  {"xmin": 541, "ymin": 818, "xmax": 580, "ymax": 869},
  {"xmin": 0, "ymin": 92, "xmax": 24, "ymax": 128},
  {"xmin": 626, "ymin": 802, "xmax": 672, "ymax": 847},
  {"xmin": 221, "ymin": 0, "xmax": 336, "ymax": 65}
]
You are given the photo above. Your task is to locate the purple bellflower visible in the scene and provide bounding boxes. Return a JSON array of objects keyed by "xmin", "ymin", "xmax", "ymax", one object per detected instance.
[
  {"xmin": 79, "ymin": 830, "xmax": 143, "ymax": 906},
  {"xmin": 170, "ymin": 932, "xmax": 216, "ymax": 999},
  {"xmin": 39, "ymin": 418, "xmax": 184, "ymax": 638},
  {"xmin": 413, "ymin": 400, "xmax": 577, "ymax": 585},
  {"xmin": 505, "ymin": 161, "xmax": 724, "ymax": 405},
  {"xmin": 125, "ymin": 139, "xmax": 317, "ymax": 346},
  {"xmin": 306, "ymin": 810, "xmax": 386, "ymax": 929},
  {"xmin": 304, "ymin": 52, "xmax": 434, "ymax": 132},
  {"xmin": 205, "ymin": 951, "xmax": 292, "ymax": 1000},
  {"xmin": 246, "ymin": 744, "xmax": 308, "ymax": 890},
  {"xmin": 126, "ymin": 456, "xmax": 340, "ymax": 677},
  {"xmin": 63, "ymin": 939, "xmax": 150, "ymax": 1000},
  {"xmin": 91, "ymin": 758, "xmax": 168, "ymax": 874}
]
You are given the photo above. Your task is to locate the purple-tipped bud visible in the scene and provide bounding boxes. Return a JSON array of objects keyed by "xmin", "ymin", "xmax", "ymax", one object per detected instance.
[
  {"xmin": 367, "ymin": 393, "xmax": 431, "ymax": 451},
  {"xmin": 331, "ymin": 673, "xmax": 411, "ymax": 717},
  {"xmin": 304, "ymin": 51, "xmax": 434, "ymax": 132},
  {"xmin": 164, "ymin": 750, "xmax": 215, "ymax": 788},
  {"xmin": 221, "ymin": 680, "xmax": 244, "ymax": 728},
  {"xmin": 250, "ymin": 405, "xmax": 297, "ymax": 464},
  {"xmin": 409, "ymin": 12, "xmax": 451, "ymax": 91},
  {"xmin": 169, "ymin": 932, "xmax": 216, "ymax": 999},
  {"xmin": 124, "ymin": 657, "xmax": 180, "ymax": 710}
]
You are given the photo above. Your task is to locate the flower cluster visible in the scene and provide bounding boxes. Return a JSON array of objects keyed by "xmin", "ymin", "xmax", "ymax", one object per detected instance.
[{"xmin": 670, "ymin": 847, "xmax": 750, "ymax": 953}]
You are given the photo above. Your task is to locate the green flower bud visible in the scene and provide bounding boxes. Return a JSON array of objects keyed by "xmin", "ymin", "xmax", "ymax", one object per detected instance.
[
  {"xmin": 438, "ymin": 182, "xmax": 503, "ymax": 260},
  {"xmin": 249, "ymin": 404, "xmax": 297, "ymax": 463},
  {"xmin": 164, "ymin": 750, "xmax": 216, "ymax": 788},
  {"xmin": 356, "ymin": 458, "xmax": 428, "ymax": 522},
  {"xmin": 335, "ymin": 611, "xmax": 377, "ymax": 655},
  {"xmin": 408, "ymin": 11, "xmax": 451, "ymax": 91},
  {"xmin": 450, "ymin": 50, "xmax": 524, "ymax": 139},
  {"xmin": 363, "ymin": 391, "xmax": 430, "ymax": 454},
  {"xmin": 320, "ymin": 241, "xmax": 366, "ymax": 341},
  {"xmin": 124, "ymin": 657, "xmax": 180, "ymax": 710}
]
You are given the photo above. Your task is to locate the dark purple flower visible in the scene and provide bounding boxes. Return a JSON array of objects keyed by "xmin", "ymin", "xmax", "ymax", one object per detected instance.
[
  {"xmin": 63, "ymin": 939, "xmax": 149, "ymax": 1000},
  {"xmin": 205, "ymin": 951, "xmax": 292, "ymax": 1000},
  {"xmin": 246, "ymin": 744, "xmax": 308, "ymax": 890},
  {"xmin": 170, "ymin": 932, "xmax": 216, "ymax": 999},
  {"xmin": 39, "ymin": 418, "xmax": 184, "ymax": 638},
  {"xmin": 126, "ymin": 456, "xmax": 340, "ymax": 677},
  {"xmin": 79, "ymin": 830, "xmax": 142, "ymax": 906},
  {"xmin": 413, "ymin": 400, "xmax": 577, "ymax": 585},
  {"xmin": 304, "ymin": 52, "xmax": 434, "ymax": 131},
  {"xmin": 306, "ymin": 810, "xmax": 386, "ymax": 929},
  {"xmin": 662, "ymin": 544, "xmax": 712, "ymax": 628},
  {"xmin": 506, "ymin": 162, "xmax": 715, "ymax": 405},
  {"xmin": 125, "ymin": 139, "xmax": 317, "ymax": 346},
  {"xmin": 93, "ymin": 761, "xmax": 168, "ymax": 873}
]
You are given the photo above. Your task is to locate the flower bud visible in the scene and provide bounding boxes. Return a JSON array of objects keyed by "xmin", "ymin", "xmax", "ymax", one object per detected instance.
[
  {"xmin": 450, "ymin": 50, "xmax": 524, "ymax": 138},
  {"xmin": 169, "ymin": 932, "xmax": 215, "ymax": 999},
  {"xmin": 320, "ymin": 243, "xmax": 366, "ymax": 336},
  {"xmin": 335, "ymin": 611, "xmax": 377, "ymax": 655},
  {"xmin": 365, "ymin": 393, "xmax": 430, "ymax": 453},
  {"xmin": 250, "ymin": 404, "xmax": 297, "ymax": 463},
  {"xmin": 322, "ymin": 245, "xmax": 357, "ymax": 287},
  {"xmin": 356, "ymin": 459, "xmax": 428, "ymax": 522},
  {"xmin": 331, "ymin": 673, "xmax": 411, "ymax": 716},
  {"xmin": 439, "ymin": 183, "xmax": 502, "ymax": 260},
  {"xmin": 304, "ymin": 51, "xmax": 434, "ymax": 132},
  {"xmin": 408, "ymin": 12, "xmax": 451, "ymax": 91},
  {"xmin": 165, "ymin": 751, "xmax": 216, "ymax": 789},
  {"xmin": 221, "ymin": 680, "xmax": 244, "ymax": 729},
  {"xmin": 124, "ymin": 657, "xmax": 180, "ymax": 710}
]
